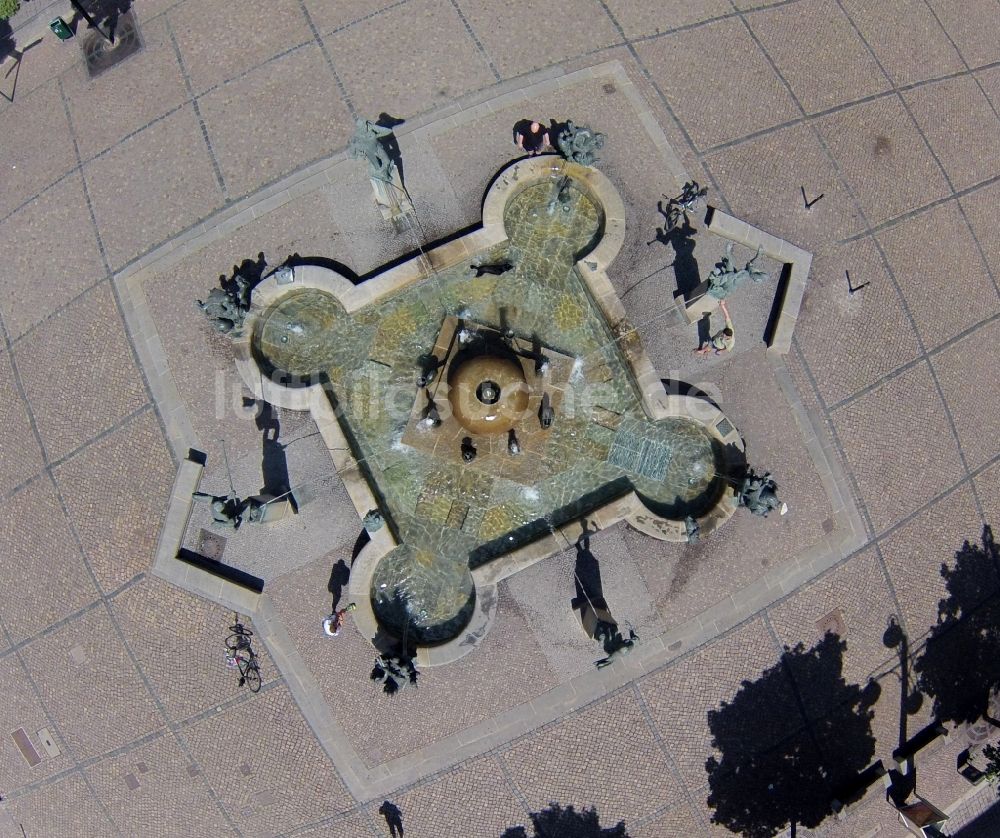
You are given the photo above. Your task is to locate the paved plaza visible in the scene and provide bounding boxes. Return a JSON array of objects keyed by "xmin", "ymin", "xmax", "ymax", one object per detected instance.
[{"xmin": 1, "ymin": 1, "xmax": 1000, "ymax": 836}]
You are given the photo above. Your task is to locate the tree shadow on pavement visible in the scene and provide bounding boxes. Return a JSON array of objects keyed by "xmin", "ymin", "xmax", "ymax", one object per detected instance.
[
  {"xmin": 705, "ymin": 632, "xmax": 878, "ymax": 837},
  {"xmin": 500, "ymin": 803, "xmax": 629, "ymax": 838},
  {"xmin": 915, "ymin": 525, "xmax": 1000, "ymax": 729},
  {"xmin": 1, "ymin": 19, "xmax": 14, "ymax": 66}
]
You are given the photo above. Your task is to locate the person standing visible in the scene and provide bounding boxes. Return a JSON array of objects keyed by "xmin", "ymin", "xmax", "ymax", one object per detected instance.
[
  {"xmin": 513, "ymin": 119, "xmax": 550, "ymax": 156},
  {"xmin": 322, "ymin": 603, "xmax": 357, "ymax": 636}
]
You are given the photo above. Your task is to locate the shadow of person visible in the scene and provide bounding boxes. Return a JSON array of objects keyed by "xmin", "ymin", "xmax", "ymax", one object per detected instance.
[
  {"xmin": 260, "ymin": 435, "xmax": 291, "ymax": 502},
  {"xmin": 248, "ymin": 399, "xmax": 280, "ymax": 442},
  {"xmin": 326, "ymin": 559, "xmax": 351, "ymax": 610},
  {"xmin": 572, "ymin": 523, "xmax": 606, "ymax": 611},
  {"xmin": 378, "ymin": 800, "xmax": 404, "ymax": 837},
  {"xmin": 234, "ymin": 251, "xmax": 268, "ymax": 288},
  {"xmin": 696, "ymin": 313, "xmax": 712, "ymax": 351},
  {"xmin": 661, "ymin": 216, "xmax": 700, "ymax": 300}
]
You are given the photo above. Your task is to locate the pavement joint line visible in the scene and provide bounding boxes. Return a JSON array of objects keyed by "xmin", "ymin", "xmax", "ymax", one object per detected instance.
[
  {"xmin": 58, "ymin": 71, "xmax": 177, "ymax": 469},
  {"xmin": 45, "ymin": 401, "xmax": 152, "ymax": 473},
  {"xmin": 631, "ymin": 681, "xmax": 712, "ymax": 832},
  {"xmin": 592, "ymin": 0, "xmax": 732, "ymax": 214},
  {"xmin": 820, "ymin": 0, "xmax": 987, "ymax": 526},
  {"xmin": 164, "ymin": 18, "xmax": 228, "ymax": 198},
  {"xmin": 0, "ymin": 612, "xmax": 122, "ymax": 833},
  {"xmin": 920, "ymin": 0, "xmax": 1000, "ymax": 126},
  {"xmin": 296, "ymin": 0, "xmax": 356, "ymax": 120},
  {"xmin": 447, "ymin": 0, "xmax": 501, "ymax": 82},
  {"xmin": 825, "ymin": 309, "xmax": 1000, "ymax": 414},
  {"xmin": 697, "ymin": 54, "xmax": 1000, "ymax": 159},
  {"xmin": 838, "ymin": 171, "xmax": 1000, "ymax": 245}
]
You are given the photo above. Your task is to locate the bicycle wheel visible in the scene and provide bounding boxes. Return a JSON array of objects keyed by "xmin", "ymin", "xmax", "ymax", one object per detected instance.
[{"xmin": 242, "ymin": 658, "xmax": 262, "ymax": 693}]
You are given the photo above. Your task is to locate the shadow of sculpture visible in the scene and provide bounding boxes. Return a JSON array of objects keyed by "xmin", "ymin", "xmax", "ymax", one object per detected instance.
[
  {"xmin": 705, "ymin": 632, "xmax": 878, "ymax": 837},
  {"xmin": 915, "ymin": 525, "xmax": 1000, "ymax": 729},
  {"xmin": 501, "ymin": 803, "xmax": 629, "ymax": 838},
  {"xmin": 1, "ymin": 18, "xmax": 15, "ymax": 68},
  {"xmin": 648, "ymin": 215, "xmax": 701, "ymax": 301}
]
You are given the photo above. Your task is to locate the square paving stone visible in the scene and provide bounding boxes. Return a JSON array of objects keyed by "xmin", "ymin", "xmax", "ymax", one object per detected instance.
[
  {"xmin": 931, "ymin": 318, "xmax": 1000, "ymax": 472},
  {"xmin": 53, "ymin": 410, "xmax": 172, "ymax": 593},
  {"xmin": 0, "ymin": 351, "xmax": 44, "ymax": 497},
  {"xmin": 168, "ymin": 0, "xmax": 314, "ymax": 95},
  {"xmin": 197, "ymin": 44, "xmax": 352, "ymax": 198},
  {"xmin": 928, "ymin": 0, "xmax": 1000, "ymax": 67},
  {"xmin": 0, "ymin": 772, "xmax": 116, "ymax": 838},
  {"xmin": 300, "ymin": 0, "xmax": 401, "ymax": 35},
  {"xmin": 62, "ymin": 17, "xmax": 188, "ymax": 160},
  {"xmin": 0, "ymin": 477, "xmax": 99, "ymax": 643},
  {"xmin": 459, "ymin": 0, "xmax": 620, "ymax": 79},
  {"xmin": 839, "ymin": 0, "xmax": 963, "ymax": 86},
  {"xmin": 977, "ymin": 64, "xmax": 1000, "ymax": 112},
  {"xmin": 603, "ymin": 0, "xmax": 729, "ymax": 39},
  {"xmin": 639, "ymin": 617, "xmax": 783, "ymax": 793},
  {"xmin": 83, "ymin": 104, "xmax": 225, "ymax": 269},
  {"xmin": 500, "ymin": 690, "xmax": 685, "ymax": 824},
  {"xmin": 877, "ymin": 200, "xmax": 998, "ymax": 351},
  {"xmin": 380, "ymin": 756, "xmax": 525, "ymax": 838},
  {"xmin": 705, "ymin": 121, "xmax": 864, "ymax": 247},
  {"xmin": 13, "ymin": 282, "xmax": 147, "ymax": 462},
  {"xmin": 974, "ymin": 459, "xmax": 1000, "ymax": 526},
  {"xmin": 960, "ymin": 179, "xmax": 1000, "ymax": 280},
  {"xmin": 795, "ymin": 239, "xmax": 922, "ymax": 407},
  {"xmin": 0, "ymin": 78, "xmax": 77, "ymax": 220},
  {"xmin": 326, "ymin": 0, "xmax": 496, "ymax": 120},
  {"xmin": 111, "ymin": 577, "xmax": 273, "ymax": 722},
  {"xmin": 86, "ymin": 734, "xmax": 235, "ymax": 837},
  {"xmin": 634, "ymin": 17, "xmax": 800, "ymax": 151},
  {"xmin": 20, "ymin": 607, "xmax": 163, "ymax": 760},
  {"xmin": 184, "ymin": 686, "xmax": 353, "ymax": 835},
  {"xmin": 0, "ymin": 172, "xmax": 105, "ymax": 340},
  {"xmin": 830, "ymin": 362, "xmax": 965, "ymax": 534},
  {"xmin": 0, "ymin": 657, "xmax": 74, "ymax": 789},
  {"xmin": 879, "ymin": 483, "xmax": 985, "ymax": 640},
  {"xmin": 747, "ymin": 0, "xmax": 889, "ymax": 115},
  {"xmin": 815, "ymin": 96, "xmax": 950, "ymax": 227},
  {"xmin": 903, "ymin": 75, "xmax": 1000, "ymax": 193}
]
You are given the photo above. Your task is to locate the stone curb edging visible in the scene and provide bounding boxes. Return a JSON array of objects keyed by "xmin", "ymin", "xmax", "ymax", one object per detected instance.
[{"xmin": 126, "ymin": 58, "xmax": 864, "ymax": 803}]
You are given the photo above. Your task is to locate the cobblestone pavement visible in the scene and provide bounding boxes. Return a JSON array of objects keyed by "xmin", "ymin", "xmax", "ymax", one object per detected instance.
[{"xmin": 1, "ymin": 1, "xmax": 999, "ymax": 836}]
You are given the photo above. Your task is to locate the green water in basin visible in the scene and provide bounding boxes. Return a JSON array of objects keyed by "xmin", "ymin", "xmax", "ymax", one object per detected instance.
[{"xmin": 252, "ymin": 175, "xmax": 721, "ymax": 645}]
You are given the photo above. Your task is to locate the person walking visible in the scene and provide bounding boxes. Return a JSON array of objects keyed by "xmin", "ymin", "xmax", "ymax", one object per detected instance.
[
  {"xmin": 695, "ymin": 299, "xmax": 735, "ymax": 356},
  {"xmin": 322, "ymin": 603, "xmax": 357, "ymax": 637}
]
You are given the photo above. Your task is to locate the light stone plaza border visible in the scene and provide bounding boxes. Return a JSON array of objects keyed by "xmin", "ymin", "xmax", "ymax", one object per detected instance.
[{"xmin": 118, "ymin": 60, "xmax": 864, "ymax": 800}]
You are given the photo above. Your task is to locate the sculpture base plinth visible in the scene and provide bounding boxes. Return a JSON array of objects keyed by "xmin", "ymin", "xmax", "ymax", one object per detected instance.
[
  {"xmin": 680, "ymin": 280, "xmax": 720, "ymax": 324},
  {"xmin": 371, "ymin": 173, "xmax": 414, "ymax": 225}
]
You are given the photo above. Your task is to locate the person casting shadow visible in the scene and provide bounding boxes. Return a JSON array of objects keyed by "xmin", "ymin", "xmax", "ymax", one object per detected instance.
[
  {"xmin": 327, "ymin": 559, "xmax": 351, "ymax": 610},
  {"xmin": 378, "ymin": 800, "xmax": 404, "ymax": 837},
  {"xmin": 572, "ymin": 523, "xmax": 606, "ymax": 611}
]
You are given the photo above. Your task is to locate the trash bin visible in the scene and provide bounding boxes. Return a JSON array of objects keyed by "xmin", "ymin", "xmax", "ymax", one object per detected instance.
[{"xmin": 49, "ymin": 18, "xmax": 74, "ymax": 40}]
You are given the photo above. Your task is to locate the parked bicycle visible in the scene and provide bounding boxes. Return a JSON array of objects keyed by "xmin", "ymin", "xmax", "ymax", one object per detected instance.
[{"xmin": 224, "ymin": 616, "xmax": 262, "ymax": 693}]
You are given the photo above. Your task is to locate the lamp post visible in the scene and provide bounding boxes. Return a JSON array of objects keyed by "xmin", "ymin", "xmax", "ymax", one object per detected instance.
[{"xmin": 69, "ymin": 0, "xmax": 113, "ymax": 44}]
